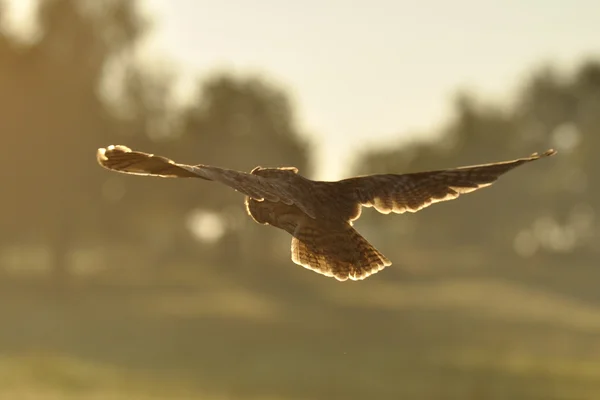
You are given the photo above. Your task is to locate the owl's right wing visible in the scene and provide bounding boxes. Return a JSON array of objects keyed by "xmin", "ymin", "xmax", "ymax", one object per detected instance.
[
  {"xmin": 97, "ymin": 145, "xmax": 318, "ymax": 218},
  {"xmin": 338, "ymin": 149, "xmax": 556, "ymax": 216}
]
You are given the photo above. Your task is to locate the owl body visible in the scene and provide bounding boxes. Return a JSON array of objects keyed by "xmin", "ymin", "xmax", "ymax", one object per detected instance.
[{"xmin": 247, "ymin": 166, "xmax": 360, "ymax": 225}]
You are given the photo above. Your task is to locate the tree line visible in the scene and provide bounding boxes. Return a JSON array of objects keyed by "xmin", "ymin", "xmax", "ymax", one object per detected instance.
[{"xmin": 0, "ymin": 0, "xmax": 596, "ymax": 287}]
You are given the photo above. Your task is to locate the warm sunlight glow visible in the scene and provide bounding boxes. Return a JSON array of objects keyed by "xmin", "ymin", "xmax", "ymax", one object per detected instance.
[
  {"xmin": 186, "ymin": 209, "xmax": 226, "ymax": 243},
  {"xmin": 143, "ymin": 0, "xmax": 600, "ymax": 179},
  {"xmin": 2, "ymin": 0, "xmax": 39, "ymax": 43}
]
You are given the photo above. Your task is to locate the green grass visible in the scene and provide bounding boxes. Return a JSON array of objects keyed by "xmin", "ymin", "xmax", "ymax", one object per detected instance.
[{"xmin": 2, "ymin": 268, "xmax": 600, "ymax": 400}]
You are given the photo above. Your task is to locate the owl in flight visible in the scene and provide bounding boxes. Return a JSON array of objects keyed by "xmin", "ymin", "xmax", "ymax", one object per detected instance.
[{"xmin": 97, "ymin": 145, "xmax": 556, "ymax": 282}]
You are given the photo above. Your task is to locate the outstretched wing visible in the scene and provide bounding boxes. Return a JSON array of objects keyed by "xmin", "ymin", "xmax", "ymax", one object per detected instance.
[
  {"xmin": 339, "ymin": 149, "xmax": 556, "ymax": 216},
  {"xmin": 97, "ymin": 145, "xmax": 318, "ymax": 218}
]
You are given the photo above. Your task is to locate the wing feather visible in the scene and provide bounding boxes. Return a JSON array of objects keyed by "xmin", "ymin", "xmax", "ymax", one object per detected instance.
[
  {"xmin": 340, "ymin": 149, "xmax": 556, "ymax": 216},
  {"xmin": 96, "ymin": 145, "xmax": 317, "ymax": 218}
]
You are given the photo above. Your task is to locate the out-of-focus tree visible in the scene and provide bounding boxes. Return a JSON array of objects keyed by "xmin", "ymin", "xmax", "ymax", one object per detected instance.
[
  {"xmin": 0, "ymin": 0, "xmax": 314, "ymax": 284},
  {"xmin": 173, "ymin": 75, "xmax": 312, "ymax": 277},
  {"xmin": 0, "ymin": 0, "xmax": 149, "ymax": 284},
  {"xmin": 97, "ymin": 73, "xmax": 314, "ymax": 278},
  {"xmin": 352, "ymin": 61, "xmax": 599, "ymax": 268},
  {"xmin": 511, "ymin": 62, "xmax": 598, "ymax": 259}
]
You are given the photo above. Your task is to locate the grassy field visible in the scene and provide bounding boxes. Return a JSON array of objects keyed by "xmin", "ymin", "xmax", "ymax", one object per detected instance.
[{"xmin": 2, "ymin": 264, "xmax": 600, "ymax": 400}]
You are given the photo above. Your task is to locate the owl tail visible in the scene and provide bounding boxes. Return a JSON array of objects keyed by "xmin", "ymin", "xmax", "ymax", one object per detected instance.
[{"xmin": 291, "ymin": 223, "xmax": 391, "ymax": 281}]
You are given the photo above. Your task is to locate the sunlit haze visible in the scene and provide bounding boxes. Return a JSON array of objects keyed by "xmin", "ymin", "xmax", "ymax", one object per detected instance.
[
  {"xmin": 2, "ymin": 1, "xmax": 600, "ymax": 397},
  {"xmin": 6, "ymin": 0, "xmax": 600, "ymax": 178}
]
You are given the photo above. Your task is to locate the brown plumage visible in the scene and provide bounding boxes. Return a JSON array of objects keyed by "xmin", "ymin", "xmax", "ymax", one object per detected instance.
[{"xmin": 97, "ymin": 145, "xmax": 556, "ymax": 281}]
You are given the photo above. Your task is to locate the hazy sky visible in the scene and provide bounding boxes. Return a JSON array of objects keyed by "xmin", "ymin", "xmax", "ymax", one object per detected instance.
[
  {"xmin": 6, "ymin": 0, "xmax": 600, "ymax": 179},
  {"xmin": 140, "ymin": 0, "xmax": 600, "ymax": 179}
]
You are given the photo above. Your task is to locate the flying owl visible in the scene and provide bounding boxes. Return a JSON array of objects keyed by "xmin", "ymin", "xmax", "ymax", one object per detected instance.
[{"xmin": 97, "ymin": 145, "xmax": 556, "ymax": 281}]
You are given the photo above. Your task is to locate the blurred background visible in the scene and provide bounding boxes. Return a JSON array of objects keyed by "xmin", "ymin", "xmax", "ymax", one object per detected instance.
[{"xmin": 0, "ymin": 0, "xmax": 599, "ymax": 399}]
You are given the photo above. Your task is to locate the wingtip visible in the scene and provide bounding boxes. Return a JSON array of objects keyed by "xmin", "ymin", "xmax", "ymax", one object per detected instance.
[
  {"xmin": 97, "ymin": 145, "xmax": 134, "ymax": 167},
  {"xmin": 97, "ymin": 144, "xmax": 131, "ymax": 158},
  {"xmin": 96, "ymin": 147, "xmax": 109, "ymax": 164},
  {"xmin": 529, "ymin": 148, "xmax": 557, "ymax": 159}
]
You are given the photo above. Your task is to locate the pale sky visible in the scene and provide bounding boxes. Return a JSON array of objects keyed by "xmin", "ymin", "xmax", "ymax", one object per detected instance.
[{"xmin": 5, "ymin": 0, "xmax": 600, "ymax": 179}]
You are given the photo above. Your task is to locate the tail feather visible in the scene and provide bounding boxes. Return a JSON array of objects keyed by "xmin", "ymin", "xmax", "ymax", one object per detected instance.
[{"xmin": 291, "ymin": 222, "xmax": 391, "ymax": 281}]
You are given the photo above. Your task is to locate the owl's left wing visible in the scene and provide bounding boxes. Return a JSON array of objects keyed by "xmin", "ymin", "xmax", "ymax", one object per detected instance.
[
  {"xmin": 97, "ymin": 145, "xmax": 318, "ymax": 218},
  {"xmin": 338, "ymin": 149, "xmax": 556, "ymax": 215}
]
